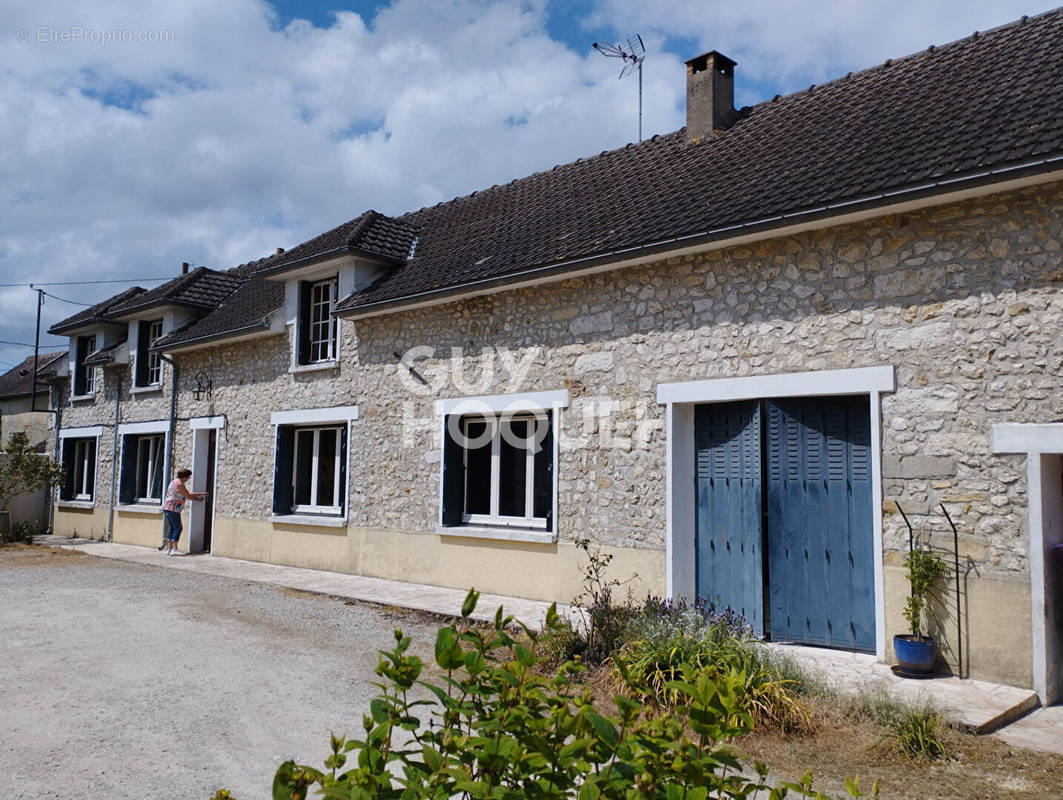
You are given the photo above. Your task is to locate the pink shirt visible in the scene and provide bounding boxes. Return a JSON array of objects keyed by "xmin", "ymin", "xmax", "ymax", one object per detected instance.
[{"xmin": 162, "ymin": 479, "xmax": 187, "ymax": 512}]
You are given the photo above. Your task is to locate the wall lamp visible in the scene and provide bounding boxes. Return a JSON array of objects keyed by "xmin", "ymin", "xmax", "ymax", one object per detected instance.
[{"xmin": 192, "ymin": 371, "xmax": 213, "ymax": 401}]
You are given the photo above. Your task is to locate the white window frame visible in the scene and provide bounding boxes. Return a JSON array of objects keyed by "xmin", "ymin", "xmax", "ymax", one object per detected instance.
[
  {"xmin": 72, "ymin": 439, "xmax": 94, "ymax": 500},
  {"xmin": 269, "ymin": 405, "xmax": 357, "ymax": 527},
  {"xmin": 307, "ymin": 278, "xmax": 338, "ymax": 363},
  {"xmin": 292, "ymin": 425, "xmax": 343, "ymax": 514},
  {"xmin": 57, "ymin": 427, "xmax": 103, "ymax": 506},
  {"xmin": 74, "ymin": 334, "xmax": 97, "ymax": 397},
  {"xmin": 135, "ymin": 434, "xmax": 165, "ymax": 502},
  {"xmin": 145, "ymin": 318, "xmax": 163, "ymax": 385},
  {"xmin": 435, "ymin": 389, "xmax": 568, "ymax": 543},
  {"xmin": 461, "ymin": 414, "xmax": 547, "ymax": 530}
]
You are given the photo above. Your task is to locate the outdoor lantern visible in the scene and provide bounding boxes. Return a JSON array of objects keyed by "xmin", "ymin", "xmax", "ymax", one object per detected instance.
[{"xmin": 192, "ymin": 371, "xmax": 212, "ymax": 401}]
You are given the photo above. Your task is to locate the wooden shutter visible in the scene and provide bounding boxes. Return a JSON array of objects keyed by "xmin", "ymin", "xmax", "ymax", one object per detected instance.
[
  {"xmin": 440, "ymin": 415, "xmax": 464, "ymax": 526},
  {"xmin": 533, "ymin": 411, "xmax": 554, "ymax": 531},
  {"xmin": 74, "ymin": 337, "xmax": 89, "ymax": 396},
  {"xmin": 86, "ymin": 439, "xmax": 97, "ymax": 500},
  {"xmin": 297, "ymin": 282, "xmax": 312, "ymax": 365},
  {"xmin": 337, "ymin": 424, "xmax": 348, "ymax": 515},
  {"xmin": 118, "ymin": 435, "xmax": 137, "ymax": 505},
  {"xmin": 134, "ymin": 322, "xmax": 150, "ymax": 386},
  {"xmin": 272, "ymin": 426, "xmax": 295, "ymax": 514},
  {"xmin": 59, "ymin": 440, "xmax": 76, "ymax": 500}
]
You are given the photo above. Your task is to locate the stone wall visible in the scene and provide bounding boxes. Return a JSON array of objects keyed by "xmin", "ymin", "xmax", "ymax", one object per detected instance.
[{"xmin": 53, "ymin": 179, "xmax": 1063, "ymax": 687}]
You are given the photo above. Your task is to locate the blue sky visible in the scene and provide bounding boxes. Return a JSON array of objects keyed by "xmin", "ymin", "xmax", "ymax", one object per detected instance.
[{"xmin": 0, "ymin": 0, "xmax": 1047, "ymax": 369}]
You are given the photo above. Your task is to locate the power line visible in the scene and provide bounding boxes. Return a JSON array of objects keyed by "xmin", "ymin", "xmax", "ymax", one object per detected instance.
[
  {"xmin": 41, "ymin": 290, "xmax": 93, "ymax": 307},
  {"xmin": 0, "ymin": 339, "xmax": 66, "ymax": 349},
  {"xmin": 0, "ymin": 277, "xmax": 173, "ymax": 287}
]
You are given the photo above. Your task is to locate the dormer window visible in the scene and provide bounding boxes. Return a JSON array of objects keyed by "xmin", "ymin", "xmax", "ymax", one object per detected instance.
[
  {"xmin": 74, "ymin": 334, "xmax": 96, "ymax": 396},
  {"xmin": 135, "ymin": 318, "xmax": 164, "ymax": 387},
  {"xmin": 298, "ymin": 277, "xmax": 338, "ymax": 364}
]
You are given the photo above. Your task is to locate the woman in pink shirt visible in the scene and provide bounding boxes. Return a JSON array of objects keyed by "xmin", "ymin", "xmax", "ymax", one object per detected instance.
[{"xmin": 161, "ymin": 468, "xmax": 207, "ymax": 555}]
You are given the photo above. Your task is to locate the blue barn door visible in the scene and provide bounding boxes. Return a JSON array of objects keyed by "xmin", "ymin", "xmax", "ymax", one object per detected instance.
[
  {"xmin": 765, "ymin": 397, "xmax": 875, "ymax": 652},
  {"xmin": 694, "ymin": 401, "xmax": 765, "ymax": 636}
]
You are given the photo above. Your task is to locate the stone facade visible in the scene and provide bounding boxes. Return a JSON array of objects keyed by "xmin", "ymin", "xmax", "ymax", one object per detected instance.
[{"xmin": 53, "ymin": 179, "xmax": 1063, "ymax": 688}]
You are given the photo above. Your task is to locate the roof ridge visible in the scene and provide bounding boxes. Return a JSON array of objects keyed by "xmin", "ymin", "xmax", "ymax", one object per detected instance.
[{"xmin": 749, "ymin": 7, "xmax": 1059, "ymax": 113}]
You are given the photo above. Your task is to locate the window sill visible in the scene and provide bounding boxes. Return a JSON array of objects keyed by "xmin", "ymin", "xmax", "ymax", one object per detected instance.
[
  {"xmin": 116, "ymin": 504, "xmax": 162, "ymax": 515},
  {"xmin": 270, "ymin": 514, "xmax": 348, "ymax": 528},
  {"xmin": 130, "ymin": 384, "xmax": 163, "ymax": 394},
  {"xmin": 289, "ymin": 360, "xmax": 340, "ymax": 375},
  {"xmin": 436, "ymin": 525, "xmax": 557, "ymax": 545},
  {"xmin": 57, "ymin": 500, "xmax": 95, "ymax": 510},
  {"xmin": 70, "ymin": 393, "xmax": 96, "ymax": 403}
]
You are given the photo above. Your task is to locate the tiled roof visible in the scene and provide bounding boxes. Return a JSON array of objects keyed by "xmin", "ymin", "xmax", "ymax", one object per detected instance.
[
  {"xmin": 83, "ymin": 337, "xmax": 127, "ymax": 367},
  {"xmin": 329, "ymin": 9, "xmax": 1063, "ymax": 314},
  {"xmin": 107, "ymin": 267, "xmax": 243, "ymax": 317},
  {"xmin": 0, "ymin": 351, "xmax": 67, "ymax": 399},
  {"xmin": 49, "ymin": 287, "xmax": 146, "ymax": 334},
  {"xmin": 254, "ymin": 211, "xmax": 420, "ymax": 276},
  {"xmin": 150, "ymin": 276, "xmax": 283, "ymax": 351}
]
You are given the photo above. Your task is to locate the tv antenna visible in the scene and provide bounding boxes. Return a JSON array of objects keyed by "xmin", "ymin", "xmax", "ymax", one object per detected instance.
[{"xmin": 593, "ymin": 33, "xmax": 646, "ymax": 141}]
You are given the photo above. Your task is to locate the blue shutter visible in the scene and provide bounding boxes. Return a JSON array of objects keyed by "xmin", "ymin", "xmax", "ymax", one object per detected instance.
[
  {"xmin": 694, "ymin": 400, "xmax": 764, "ymax": 636},
  {"xmin": 273, "ymin": 426, "xmax": 295, "ymax": 514},
  {"xmin": 440, "ymin": 416, "xmax": 464, "ymax": 526},
  {"xmin": 765, "ymin": 397, "xmax": 874, "ymax": 652},
  {"xmin": 118, "ymin": 435, "xmax": 137, "ymax": 505}
]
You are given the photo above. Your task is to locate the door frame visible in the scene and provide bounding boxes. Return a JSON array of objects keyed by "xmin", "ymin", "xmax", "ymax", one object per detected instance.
[
  {"xmin": 991, "ymin": 423, "xmax": 1063, "ymax": 705},
  {"xmin": 657, "ymin": 366, "xmax": 895, "ymax": 660},
  {"xmin": 188, "ymin": 416, "xmax": 224, "ymax": 553}
]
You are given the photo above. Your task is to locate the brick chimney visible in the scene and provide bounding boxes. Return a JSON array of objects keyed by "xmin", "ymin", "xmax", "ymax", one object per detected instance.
[
  {"xmin": 181, "ymin": 261, "xmax": 190, "ymax": 274},
  {"xmin": 685, "ymin": 51, "xmax": 737, "ymax": 141}
]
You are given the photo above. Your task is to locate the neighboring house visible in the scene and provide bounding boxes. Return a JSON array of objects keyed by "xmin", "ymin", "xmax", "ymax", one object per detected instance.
[
  {"xmin": 0, "ymin": 351, "xmax": 66, "ymax": 451},
  {"xmin": 48, "ymin": 11, "xmax": 1063, "ymax": 703},
  {"xmin": 0, "ymin": 350, "xmax": 67, "ymax": 526}
]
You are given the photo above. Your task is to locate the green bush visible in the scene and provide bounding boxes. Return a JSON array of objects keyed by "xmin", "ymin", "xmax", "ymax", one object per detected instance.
[
  {"xmin": 0, "ymin": 519, "xmax": 41, "ymax": 545},
  {"xmin": 616, "ymin": 609, "xmax": 812, "ymax": 733},
  {"xmin": 267, "ymin": 589, "xmax": 873, "ymax": 800},
  {"xmin": 888, "ymin": 704, "xmax": 947, "ymax": 760}
]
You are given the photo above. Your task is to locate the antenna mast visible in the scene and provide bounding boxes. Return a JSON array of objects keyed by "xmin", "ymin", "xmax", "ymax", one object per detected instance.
[{"xmin": 593, "ymin": 33, "xmax": 646, "ymax": 141}]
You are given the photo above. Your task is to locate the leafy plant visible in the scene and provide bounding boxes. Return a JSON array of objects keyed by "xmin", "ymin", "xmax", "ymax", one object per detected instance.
[
  {"xmin": 0, "ymin": 433, "xmax": 63, "ymax": 512},
  {"xmin": 617, "ymin": 612, "xmax": 812, "ymax": 733},
  {"xmin": 571, "ymin": 537, "xmax": 639, "ymax": 664},
  {"xmin": 886, "ymin": 704, "xmax": 947, "ymax": 760},
  {"xmin": 902, "ymin": 548, "xmax": 948, "ymax": 639},
  {"xmin": 1, "ymin": 519, "xmax": 41, "ymax": 545},
  {"xmin": 266, "ymin": 589, "xmax": 873, "ymax": 800}
]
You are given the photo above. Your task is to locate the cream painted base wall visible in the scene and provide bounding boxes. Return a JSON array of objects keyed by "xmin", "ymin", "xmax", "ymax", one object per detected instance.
[
  {"xmin": 112, "ymin": 511, "xmax": 168, "ymax": 549},
  {"xmin": 53, "ymin": 506, "xmax": 109, "ymax": 540},
  {"xmin": 209, "ymin": 516, "xmax": 666, "ymax": 608},
  {"xmin": 883, "ymin": 564, "xmax": 1032, "ymax": 687}
]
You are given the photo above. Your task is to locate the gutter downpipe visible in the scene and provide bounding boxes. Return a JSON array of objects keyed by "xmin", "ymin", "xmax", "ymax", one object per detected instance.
[
  {"xmin": 160, "ymin": 354, "xmax": 178, "ymax": 487},
  {"xmin": 106, "ymin": 375, "xmax": 121, "ymax": 542}
]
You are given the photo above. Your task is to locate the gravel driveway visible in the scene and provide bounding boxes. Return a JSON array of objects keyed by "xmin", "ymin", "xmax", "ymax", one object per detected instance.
[{"xmin": 0, "ymin": 546, "xmax": 440, "ymax": 800}]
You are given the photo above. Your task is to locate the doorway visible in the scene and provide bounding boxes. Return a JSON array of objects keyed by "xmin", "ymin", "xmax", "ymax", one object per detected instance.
[
  {"xmin": 694, "ymin": 395, "xmax": 875, "ymax": 652},
  {"xmin": 189, "ymin": 422, "xmax": 221, "ymax": 554}
]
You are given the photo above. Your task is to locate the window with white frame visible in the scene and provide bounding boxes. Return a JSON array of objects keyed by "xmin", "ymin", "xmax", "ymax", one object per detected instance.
[
  {"xmin": 135, "ymin": 318, "xmax": 164, "ymax": 386},
  {"xmin": 273, "ymin": 423, "xmax": 347, "ymax": 516},
  {"xmin": 60, "ymin": 437, "xmax": 97, "ymax": 501},
  {"xmin": 441, "ymin": 412, "xmax": 554, "ymax": 530},
  {"xmin": 297, "ymin": 277, "xmax": 338, "ymax": 364},
  {"xmin": 119, "ymin": 432, "xmax": 165, "ymax": 504},
  {"xmin": 74, "ymin": 334, "xmax": 96, "ymax": 396}
]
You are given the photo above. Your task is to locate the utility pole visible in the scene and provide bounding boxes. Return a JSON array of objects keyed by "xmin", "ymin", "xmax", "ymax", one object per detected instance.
[{"xmin": 30, "ymin": 287, "xmax": 44, "ymax": 412}]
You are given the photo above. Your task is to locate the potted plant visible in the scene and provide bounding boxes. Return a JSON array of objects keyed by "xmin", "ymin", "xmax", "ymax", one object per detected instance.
[{"xmin": 894, "ymin": 546, "xmax": 948, "ymax": 676}]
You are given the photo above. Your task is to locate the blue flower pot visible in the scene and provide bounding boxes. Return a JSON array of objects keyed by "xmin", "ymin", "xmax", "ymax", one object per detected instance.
[{"xmin": 893, "ymin": 634, "xmax": 935, "ymax": 676}]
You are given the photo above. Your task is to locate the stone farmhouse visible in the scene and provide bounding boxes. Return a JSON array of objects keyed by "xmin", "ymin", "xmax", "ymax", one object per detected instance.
[{"xmin": 47, "ymin": 11, "xmax": 1063, "ymax": 702}]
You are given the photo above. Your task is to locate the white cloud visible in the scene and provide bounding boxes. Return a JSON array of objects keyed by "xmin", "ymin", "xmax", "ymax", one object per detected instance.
[{"xmin": 0, "ymin": 0, "xmax": 1044, "ymax": 366}]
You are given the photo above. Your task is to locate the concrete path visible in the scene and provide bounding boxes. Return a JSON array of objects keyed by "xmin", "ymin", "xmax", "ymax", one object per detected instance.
[
  {"xmin": 772, "ymin": 643, "xmax": 1042, "ymax": 737},
  {"xmin": 994, "ymin": 704, "xmax": 1063, "ymax": 755},
  {"xmin": 34, "ymin": 536, "xmax": 1053, "ymax": 750},
  {"xmin": 33, "ymin": 536, "xmax": 574, "ymax": 628}
]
